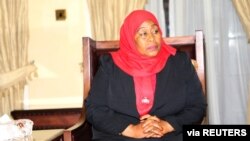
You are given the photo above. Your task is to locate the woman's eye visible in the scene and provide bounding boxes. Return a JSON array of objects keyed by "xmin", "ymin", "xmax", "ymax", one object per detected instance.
[
  {"xmin": 152, "ymin": 29, "xmax": 159, "ymax": 34},
  {"xmin": 139, "ymin": 32, "xmax": 148, "ymax": 37}
]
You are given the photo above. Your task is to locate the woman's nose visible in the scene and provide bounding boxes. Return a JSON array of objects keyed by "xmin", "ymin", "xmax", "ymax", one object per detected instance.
[{"xmin": 147, "ymin": 33, "xmax": 155, "ymax": 42}]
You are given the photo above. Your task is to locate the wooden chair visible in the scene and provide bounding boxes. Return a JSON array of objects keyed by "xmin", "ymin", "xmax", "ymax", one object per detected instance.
[{"xmin": 52, "ymin": 30, "xmax": 207, "ymax": 141}]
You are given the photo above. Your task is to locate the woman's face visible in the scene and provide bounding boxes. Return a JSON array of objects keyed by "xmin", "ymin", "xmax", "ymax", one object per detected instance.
[{"xmin": 134, "ymin": 20, "xmax": 162, "ymax": 57}]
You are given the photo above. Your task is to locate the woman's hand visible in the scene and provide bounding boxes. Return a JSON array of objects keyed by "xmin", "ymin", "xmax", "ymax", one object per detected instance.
[
  {"xmin": 140, "ymin": 114, "xmax": 175, "ymax": 136},
  {"xmin": 121, "ymin": 123, "xmax": 157, "ymax": 138},
  {"xmin": 121, "ymin": 114, "xmax": 174, "ymax": 139}
]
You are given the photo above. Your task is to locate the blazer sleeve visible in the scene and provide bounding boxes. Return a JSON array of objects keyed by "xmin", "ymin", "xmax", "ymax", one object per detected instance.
[
  {"xmin": 163, "ymin": 52, "xmax": 207, "ymax": 134},
  {"xmin": 85, "ymin": 55, "xmax": 134, "ymax": 135}
]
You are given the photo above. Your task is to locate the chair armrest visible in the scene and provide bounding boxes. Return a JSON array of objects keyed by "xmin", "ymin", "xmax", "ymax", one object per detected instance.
[
  {"xmin": 48, "ymin": 107, "xmax": 92, "ymax": 141},
  {"xmin": 11, "ymin": 108, "xmax": 82, "ymax": 130}
]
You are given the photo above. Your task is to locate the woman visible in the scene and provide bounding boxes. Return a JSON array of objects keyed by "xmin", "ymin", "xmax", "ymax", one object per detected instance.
[{"xmin": 85, "ymin": 10, "xmax": 206, "ymax": 141}]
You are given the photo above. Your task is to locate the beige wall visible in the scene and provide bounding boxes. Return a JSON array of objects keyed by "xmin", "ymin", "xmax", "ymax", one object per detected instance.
[{"xmin": 26, "ymin": 0, "xmax": 91, "ymax": 109}]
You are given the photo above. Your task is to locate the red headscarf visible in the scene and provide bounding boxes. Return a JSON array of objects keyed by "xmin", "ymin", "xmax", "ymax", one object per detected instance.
[{"xmin": 111, "ymin": 10, "xmax": 176, "ymax": 116}]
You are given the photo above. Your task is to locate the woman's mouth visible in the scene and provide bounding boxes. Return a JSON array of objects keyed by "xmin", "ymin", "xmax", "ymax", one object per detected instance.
[{"xmin": 147, "ymin": 45, "xmax": 158, "ymax": 51}]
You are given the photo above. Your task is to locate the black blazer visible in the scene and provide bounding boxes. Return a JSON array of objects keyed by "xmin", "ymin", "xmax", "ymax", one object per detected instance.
[{"xmin": 85, "ymin": 51, "xmax": 206, "ymax": 141}]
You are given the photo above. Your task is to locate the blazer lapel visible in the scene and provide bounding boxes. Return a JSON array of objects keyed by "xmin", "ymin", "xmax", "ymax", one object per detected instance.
[
  {"xmin": 120, "ymin": 72, "xmax": 140, "ymax": 118},
  {"xmin": 150, "ymin": 63, "xmax": 171, "ymax": 113}
]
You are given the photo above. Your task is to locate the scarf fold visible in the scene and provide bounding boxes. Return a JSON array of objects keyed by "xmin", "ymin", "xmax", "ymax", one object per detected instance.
[{"xmin": 111, "ymin": 10, "xmax": 176, "ymax": 116}]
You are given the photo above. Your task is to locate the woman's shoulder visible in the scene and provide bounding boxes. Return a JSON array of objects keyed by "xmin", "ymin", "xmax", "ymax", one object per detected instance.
[
  {"xmin": 98, "ymin": 53, "xmax": 115, "ymax": 74},
  {"xmin": 170, "ymin": 51, "xmax": 190, "ymax": 63},
  {"xmin": 166, "ymin": 51, "xmax": 193, "ymax": 70},
  {"xmin": 162, "ymin": 51, "xmax": 194, "ymax": 76},
  {"xmin": 99, "ymin": 53, "xmax": 113, "ymax": 63}
]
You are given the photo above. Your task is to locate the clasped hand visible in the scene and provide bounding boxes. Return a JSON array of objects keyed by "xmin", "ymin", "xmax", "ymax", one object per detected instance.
[{"xmin": 121, "ymin": 114, "xmax": 174, "ymax": 139}]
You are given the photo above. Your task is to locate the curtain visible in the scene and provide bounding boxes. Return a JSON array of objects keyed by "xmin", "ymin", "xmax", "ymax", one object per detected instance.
[
  {"xmin": 248, "ymin": 82, "xmax": 250, "ymax": 123},
  {"xmin": 87, "ymin": 0, "xmax": 147, "ymax": 40},
  {"xmin": 232, "ymin": 0, "xmax": 250, "ymax": 43},
  {"xmin": 0, "ymin": 0, "xmax": 33, "ymax": 116},
  {"xmin": 144, "ymin": 0, "xmax": 167, "ymax": 37},
  {"xmin": 169, "ymin": 0, "xmax": 250, "ymax": 124}
]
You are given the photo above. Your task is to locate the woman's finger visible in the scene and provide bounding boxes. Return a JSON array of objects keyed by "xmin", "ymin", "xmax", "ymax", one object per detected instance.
[{"xmin": 140, "ymin": 114, "xmax": 151, "ymax": 121}]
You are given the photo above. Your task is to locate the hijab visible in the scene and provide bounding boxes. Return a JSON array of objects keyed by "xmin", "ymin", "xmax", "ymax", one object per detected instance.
[{"xmin": 111, "ymin": 10, "xmax": 176, "ymax": 116}]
